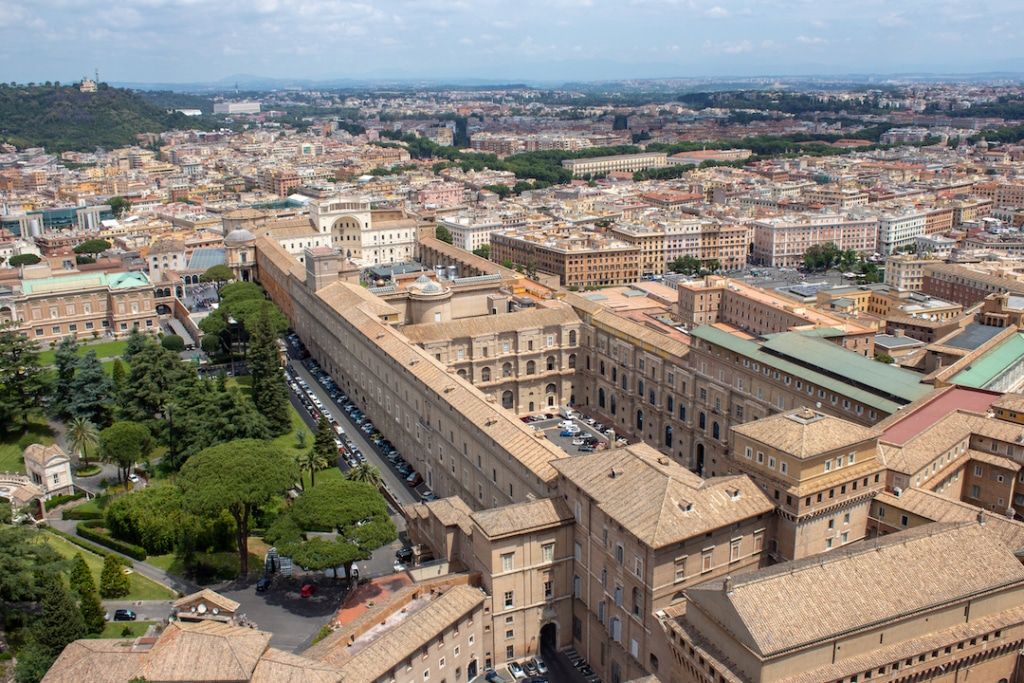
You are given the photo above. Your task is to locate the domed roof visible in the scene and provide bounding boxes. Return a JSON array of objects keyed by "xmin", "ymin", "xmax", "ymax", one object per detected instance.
[
  {"xmin": 415, "ymin": 274, "xmax": 431, "ymax": 285},
  {"xmin": 224, "ymin": 228, "xmax": 256, "ymax": 244},
  {"xmin": 422, "ymin": 282, "xmax": 442, "ymax": 294}
]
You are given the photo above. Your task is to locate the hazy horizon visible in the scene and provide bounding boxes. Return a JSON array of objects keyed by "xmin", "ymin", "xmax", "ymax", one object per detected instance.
[{"xmin": 2, "ymin": 0, "xmax": 1023, "ymax": 85}]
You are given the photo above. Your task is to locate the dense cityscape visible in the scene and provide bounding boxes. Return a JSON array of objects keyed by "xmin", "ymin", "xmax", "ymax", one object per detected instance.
[{"xmin": 3, "ymin": 3, "xmax": 1024, "ymax": 683}]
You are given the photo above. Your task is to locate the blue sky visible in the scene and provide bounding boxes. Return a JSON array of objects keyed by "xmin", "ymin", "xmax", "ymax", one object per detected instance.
[{"xmin": 2, "ymin": 0, "xmax": 1022, "ymax": 84}]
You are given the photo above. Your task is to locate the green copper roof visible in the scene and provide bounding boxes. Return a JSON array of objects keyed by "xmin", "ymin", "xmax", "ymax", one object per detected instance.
[
  {"xmin": 950, "ymin": 333, "xmax": 1024, "ymax": 389},
  {"xmin": 691, "ymin": 326, "xmax": 932, "ymax": 414},
  {"xmin": 20, "ymin": 270, "xmax": 150, "ymax": 295}
]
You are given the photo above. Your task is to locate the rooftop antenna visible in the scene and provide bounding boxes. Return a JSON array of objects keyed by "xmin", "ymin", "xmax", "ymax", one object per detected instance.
[{"xmin": 94, "ymin": 67, "xmax": 99, "ymax": 84}]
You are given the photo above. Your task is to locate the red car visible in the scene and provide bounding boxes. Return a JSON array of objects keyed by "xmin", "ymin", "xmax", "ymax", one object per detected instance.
[{"xmin": 300, "ymin": 583, "xmax": 316, "ymax": 598}]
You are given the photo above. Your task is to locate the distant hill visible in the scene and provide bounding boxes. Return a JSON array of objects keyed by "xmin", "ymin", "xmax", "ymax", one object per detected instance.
[{"xmin": 0, "ymin": 83, "xmax": 222, "ymax": 152}]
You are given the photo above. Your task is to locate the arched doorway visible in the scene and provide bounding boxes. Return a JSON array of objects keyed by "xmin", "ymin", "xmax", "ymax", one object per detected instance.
[{"xmin": 539, "ymin": 622, "xmax": 557, "ymax": 655}]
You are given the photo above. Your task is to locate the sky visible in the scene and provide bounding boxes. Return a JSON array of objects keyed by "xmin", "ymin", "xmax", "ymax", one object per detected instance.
[{"xmin": 1, "ymin": 0, "xmax": 1022, "ymax": 85}]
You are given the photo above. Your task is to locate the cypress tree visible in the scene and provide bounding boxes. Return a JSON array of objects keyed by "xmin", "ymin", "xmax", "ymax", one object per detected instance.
[
  {"xmin": 99, "ymin": 555, "xmax": 129, "ymax": 599},
  {"xmin": 247, "ymin": 306, "xmax": 290, "ymax": 435},
  {"xmin": 34, "ymin": 574, "xmax": 86, "ymax": 656}
]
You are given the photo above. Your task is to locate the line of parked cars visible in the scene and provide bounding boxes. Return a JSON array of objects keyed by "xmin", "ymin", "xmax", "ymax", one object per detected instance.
[
  {"xmin": 286, "ymin": 334, "xmax": 436, "ymax": 502},
  {"xmin": 507, "ymin": 657, "xmax": 549, "ymax": 682}
]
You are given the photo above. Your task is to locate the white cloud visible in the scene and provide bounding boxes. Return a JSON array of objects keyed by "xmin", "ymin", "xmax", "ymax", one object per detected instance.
[
  {"xmin": 704, "ymin": 5, "xmax": 729, "ymax": 18},
  {"xmin": 795, "ymin": 35, "xmax": 827, "ymax": 44}
]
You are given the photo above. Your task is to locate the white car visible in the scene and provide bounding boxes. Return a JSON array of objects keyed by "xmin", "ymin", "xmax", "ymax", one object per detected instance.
[
  {"xmin": 127, "ymin": 473, "xmax": 141, "ymax": 484},
  {"xmin": 393, "ymin": 560, "xmax": 407, "ymax": 573},
  {"xmin": 508, "ymin": 662, "xmax": 526, "ymax": 680},
  {"xmin": 571, "ymin": 437, "xmax": 585, "ymax": 446},
  {"xmin": 535, "ymin": 659, "xmax": 548, "ymax": 675}
]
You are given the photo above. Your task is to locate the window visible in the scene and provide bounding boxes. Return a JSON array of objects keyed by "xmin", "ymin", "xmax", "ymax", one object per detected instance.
[
  {"xmin": 614, "ymin": 585, "xmax": 623, "ymax": 607},
  {"xmin": 900, "ymin": 515, "xmax": 909, "ymax": 527},
  {"xmin": 439, "ymin": 658, "xmax": 446, "ymax": 670},
  {"xmin": 481, "ymin": 367, "xmax": 491, "ymax": 382},
  {"xmin": 501, "ymin": 553, "xmax": 514, "ymax": 572},
  {"xmin": 730, "ymin": 539, "xmax": 741, "ymax": 562},
  {"xmin": 674, "ymin": 556, "xmax": 687, "ymax": 583},
  {"xmin": 633, "ymin": 555, "xmax": 643, "ymax": 578},
  {"xmin": 526, "ymin": 360, "xmax": 535, "ymax": 375},
  {"xmin": 542, "ymin": 543, "xmax": 554, "ymax": 562},
  {"xmin": 505, "ymin": 629, "xmax": 514, "ymax": 639},
  {"xmin": 841, "ymin": 532, "xmax": 849, "ymax": 544},
  {"xmin": 610, "ymin": 617, "xmax": 622, "ymax": 642},
  {"xmin": 615, "ymin": 543, "xmax": 624, "ymax": 565},
  {"xmin": 503, "ymin": 591, "xmax": 514, "ymax": 608},
  {"xmin": 745, "ymin": 447, "xmax": 752, "ymax": 459},
  {"xmin": 506, "ymin": 645, "xmax": 514, "ymax": 660},
  {"xmin": 701, "ymin": 550, "xmax": 713, "ymax": 573},
  {"xmin": 824, "ymin": 460, "xmax": 832, "ymax": 473},
  {"xmin": 544, "ymin": 580, "xmax": 552, "ymax": 599}
]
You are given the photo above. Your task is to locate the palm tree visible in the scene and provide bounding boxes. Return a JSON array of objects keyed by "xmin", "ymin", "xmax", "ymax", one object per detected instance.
[
  {"xmin": 295, "ymin": 449, "xmax": 328, "ymax": 488},
  {"xmin": 66, "ymin": 416, "xmax": 99, "ymax": 466},
  {"xmin": 347, "ymin": 463, "xmax": 382, "ymax": 487}
]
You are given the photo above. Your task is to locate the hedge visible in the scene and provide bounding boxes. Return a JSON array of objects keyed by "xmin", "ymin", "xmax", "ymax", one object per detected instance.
[
  {"xmin": 76, "ymin": 520, "xmax": 147, "ymax": 561},
  {"xmin": 44, "ymin": 527, "xmax": 134, "ymax": 568},
  {"xmin": 45, "ymin": 492, "xmax": 86, "ymax": 509},
  {"xmin": 62, "ymin": 507, "xmax": 104, "ymax": 521}
]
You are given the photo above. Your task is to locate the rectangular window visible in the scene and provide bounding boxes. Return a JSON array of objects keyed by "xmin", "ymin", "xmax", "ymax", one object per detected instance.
[
  {"xmin": 674, "ymin": 556, "xmax": 687, "ymax": 583},
  {"xmin": 503, "ymin": 591, "xmax": 513, "ymax": 609},
  {"xmin": 542, "ymin": 544, "xmax": 554, "ymax": 562},
  {"xmin": 701, "ymin": 550, "xmax": 713, "ymax": 573},
  {"xmin": 730, "ymin": 539, "xmax": 741, "ymax": 562},
  {"xmin": 501, "ymin": 553, "xmax": 514, "ymax": 572},
  {"xmin": 544, "ymin": 581, "xmax": 553, "ymax": 599}
]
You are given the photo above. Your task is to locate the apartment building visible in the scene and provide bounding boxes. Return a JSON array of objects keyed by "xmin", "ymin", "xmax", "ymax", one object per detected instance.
[
  {"xmin": 609, "ymin": 223, "xmax": 666, "ymax": 277},
  {"xmin": 878, "ymin": 209, "xmax": 929, "ymax": 254},
  {"xmin": 561, "ymin": 153, "xmax": 668, "ymax": 178},
  {"xmin": 922, "ymin": 262, "xmax": 1024, "ymax": 306},
  {"xmin": 0, "ymin": 266, "xmax": 157, "ymax": 342},
  {"xmin": 751, "ymin": 214, "xmax": 878, "ymax": 267},
  {"xmin": 974, "ymin": 181, "xmax": 1024, "ymax": 208},
  {"xmin": 885, "ymin": 254, "xmax": 942, "ymax": 291},
  {"xmin": 490, "ymin": 230, "xmax": 641, "ymax": 288},
  {"xmin": 801, "ymin": 185, "xmax": 869, "ymax": 208},
  {"xmin": 438, "ymin": 212, "xmax": 528, "ymax": 253}
]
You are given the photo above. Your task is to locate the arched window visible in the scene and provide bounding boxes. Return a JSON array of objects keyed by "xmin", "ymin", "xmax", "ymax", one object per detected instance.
[
  {"xmin": 501, "ymin": 391, "xmax": 514, "ymax": 409},
  {"xmin": 568, "ymin": 353, "xmax": 577, "ymax": 369},
  {"xmin": 636, "ymin": 410, "xmax": 644, "ymax": 430},
  {"xmin": 667, "ymin": 395, "xmax": 674, "ymax": 412},
  {"xmin": 699, "ymin": 412, "xmax": 706, "ymax": 429},
  {"xmin": 599, "ymin": 388, "xmax": 606, "ymax": 408},
  {"xmin": 713, "ymin": 421, "xmax": 720, "ymax": 440},
  {"xmin": 481, "ymin": 367, "xmax": 491, "ymax": 382},
  {"xmin": 546, "ymin": 383, "xmax": 557, "ymax": 395},
  {"xmin": 457, "ymin": 368, "xmax": 467, "ymax": 378},
  {"xmin": 680, "ymin": 404, "xmax": 687, "ymax": 421},
  {"xmin": 502, "ymin": 362, "xmax": 512, "ymax": 377},
  {"xmin": 546, "ymin": 355, "xmax": 555, "ymax": 371},
  {"xmin": 526, "ymin": 360, "xmax": 536, "ymax": 375},
  {"xmin": 665, "ymin": 425, "xmax": 673, "ymax": 448},
  {"xmin": 569, "ymin": 330, "xmax": 577, "ymax": 345}
]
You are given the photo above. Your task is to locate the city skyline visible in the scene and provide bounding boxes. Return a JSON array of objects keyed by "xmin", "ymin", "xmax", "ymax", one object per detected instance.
[{"xmin": 2, "ymin": 0, "xmax": 1023, "ymax": 85}]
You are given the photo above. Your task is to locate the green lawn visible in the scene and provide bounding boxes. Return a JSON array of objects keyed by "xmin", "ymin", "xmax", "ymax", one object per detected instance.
[
  {"xmin": 88, "ymin": 621, "xmax": 156, "ymax": 639},
  {"xmin": 43, "ymin": 532, "xmax": 177, "ymax": 601},
  {"xmin": 39, "ymin": 339, "xmax": 128, "ymax": 366},
  {"xmin": 0, "ymin": 416, "xmax": 55, "ymax": 474}
]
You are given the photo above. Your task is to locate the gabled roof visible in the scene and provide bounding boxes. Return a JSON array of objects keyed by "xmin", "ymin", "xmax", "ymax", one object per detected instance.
[
  {"xmin": 250, "ymin": 647, "xmax": 342, "ymax": 683},
  {"xmin": 22, "ymin": 443, "xmax": 69, "ymax": 469},
  {"xmin": 551, "ymin": 443, "xmax": 773, "ymax": 549},
  {"xmin": 137, "ymin": 621, "xmax": 271, "ymax": 681},
  {"xmin": 684, "ymin": 523, "xmax": 1024, "ymax": 658},
  {"xmin": 731, "ymin": 408, "xmax": 879, "ymax": 458},
  {"xmin": 173, "ymin": 588, "xmax": 241, "ymax": 614},
  {"xmin": 42, "ymin": 639, "xmax": 148, "ymax": 683},
  {"xmin": 471, "ymin": 497, "xmax": 574, "ymax": 539}
]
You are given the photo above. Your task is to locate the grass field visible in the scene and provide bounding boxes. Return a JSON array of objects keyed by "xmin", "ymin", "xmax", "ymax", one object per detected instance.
[
  {"xmin": 43, "ymin": 532, "xmax": 177, "ymax": 601},
  {"xmin": 0, "ymin": 416, "xmax": 55, "ymax": 474},
  {"xmin": 38, "ymin": 339, "xmax": 128, "ymax": 366},
  {"xmin": 88, "ymin": 621, "xmax": 156, "ymax": 639},
  {"xmin": 148, "ymin": 550, "xmax": 262, "ymax": 583}
]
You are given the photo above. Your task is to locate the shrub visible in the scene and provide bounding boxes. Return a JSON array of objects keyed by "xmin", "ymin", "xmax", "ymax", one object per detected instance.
[
  {"xmin": 76, "ymin": 520, "xmax": 147, "ymax": 560},
  {"xmin": 16, "ymin": 433, "xmax": 41, "ymax": 450},
  {"xmin": 62, "ymin": 507, "xmax": 104, "ymax": 521},
  {"xmin": 45, "ymin": 492, "xmax": 85, "ymax": 509},
  {"xmin": 161, "ymin": 334, "xmax": 185, "ymax": 352}
]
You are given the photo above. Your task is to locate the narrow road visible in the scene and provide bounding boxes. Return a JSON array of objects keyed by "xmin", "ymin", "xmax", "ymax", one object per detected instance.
[
  {"xmin": 287, "ymin": 359, "xmax": 417, "ymax": 508},
  {"xmin": 49, "ymin": 518, "xmax": 198, "ymax": 596}
]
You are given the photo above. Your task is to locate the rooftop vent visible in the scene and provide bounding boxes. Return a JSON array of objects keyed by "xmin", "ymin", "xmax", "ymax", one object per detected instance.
[{"xmin": 786, "ymin": 407, "xmax": 825, "ymax": 425}]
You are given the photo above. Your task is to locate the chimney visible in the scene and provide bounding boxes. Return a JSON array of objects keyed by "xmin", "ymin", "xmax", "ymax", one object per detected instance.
[
  {"xmin": 977, "ymin": 510, "xmax": 986, "ymax": 526},
  {"xmin": 723, "ymin": 575, "xmax": 733, "ymax": 594}
]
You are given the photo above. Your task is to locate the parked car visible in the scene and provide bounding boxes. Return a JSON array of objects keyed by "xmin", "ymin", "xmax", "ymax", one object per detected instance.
[
  {"xmin": 508, "ymin": 662, "xmax": 526, "ymax": 680},
  {"xmin": 485, "ymin": 670, "xmax": 508, "ymax": 683},
  {"xmin": 112, "ymin": 609, "xmax": 137, "ymax": 621},
  {"xmin": 535, "ymin": 658, "xmax": 548, "ymax": 675},
  {"xmin": 523, "ymin": 660, "xmax": 538, "ymax": 677},
  {"xmin": 300, "ymin": 583, "xmax": 316, "ymax": 598},
  {"xmin": 396, "ymin": 547, "xmax": 414, "ymax": 563},
  {"xmin": 255, "ymin": 576, "xmax": 271, "ymax": 593},
  {"xmin": 405, "ymin": 472, "xmax": 423, "ymax": 487},
  {"xmin": 393, "ymin": 560, "xmax": 407, "ymax": 573}
]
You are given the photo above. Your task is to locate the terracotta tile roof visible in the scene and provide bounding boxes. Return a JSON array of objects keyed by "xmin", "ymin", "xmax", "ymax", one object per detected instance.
[
  {"xmin": 137, "ymin": 621, "xmax": 271, "ymax": 681},
  {"xmin": 685, "ymin": 523, "xmax": 1024, "ymax": 657},
  {"xmin": 310, "ymin": 584, "xmax": 486, "ymax": 682},
  {"xmin": 471, "ymin": 497, "xmax": 574, "ymax": 539},
  {"xmin": 249, "ymin": 647, "xmax": 342, "ymax": 683},
  {"xmin": 172, "ymin": 588, "xmax": 241, "ymax": 614},
  {"xmin": 565, "ymin": 292, "xmax": 690, "ymax": 358},
  {"xmin": 993, "ymin": 392, "xmax": 1024, "ymax": 413},
  {"xmin": 968, "ymin": 448, "xmax": 1022, "ymax": 471},
  {"xmin": 551, "ymin": 443, "xmax": 774, "ymax": 548},
  {"xmin": 731, "ymin": 408, "xmax": 880, "ymax": 458},
  {"xmin": 880, "ymin": 410, "xmax": 1024, "ymax": 476},
  {"xmin": 22, "ymin": 443, "xmax": 69, "ymax": 468},
  {"xmin": 42, "ymin": 639, "xmax": 148, "ymax": 683},
  {"xmin": 874, "ymin": 488, "xmax": 1024, "ymax": 552}
]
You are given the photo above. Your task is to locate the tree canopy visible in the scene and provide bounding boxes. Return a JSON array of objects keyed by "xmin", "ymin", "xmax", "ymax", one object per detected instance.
[
  {"xmin": 99, "ymin": 421, "xmax": 152, "ymax": 483},
  {"xmin": 247, "ymin": 305, "xmax": 291, "ymax": 435},
  {"xmin": 0, "ymin": 323, "xmax": 49, "ymax": 432},
  {"xmin": 200, "ymin": 264, "xmax": 234, "ymax": 284},
  {"xmin": 179, "ymin": 439, "xmax": 298, "ymax": 576},
  {"xmin": 8, "ymin": 253, "xmax": 41, "ymax": 267},
  {"xmin": 73, "ymin": 239, "xmax": 111, "ymax": 255}
]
